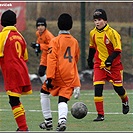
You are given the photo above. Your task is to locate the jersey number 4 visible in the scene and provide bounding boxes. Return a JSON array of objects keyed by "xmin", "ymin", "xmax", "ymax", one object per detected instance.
[{"xmin": 64, "ymin": 46, "xmax": 73, "ymax": 62}]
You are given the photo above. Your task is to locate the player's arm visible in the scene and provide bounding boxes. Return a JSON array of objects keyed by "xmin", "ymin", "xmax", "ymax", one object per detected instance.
[
  {"xmin": 105, "ymin": 51, "xmax": 121, "ymax": 67},
  {"xmin": 40, "ymin": 33, "xmax": 55, "ymax": 51},
  {"xmin": 87, "ymin": 47, "xmax": 96, "ymax": 69},
  {"xmin": 87, "ymin": 31, "xmax": 96, "ymax": 69},
  {"xmin": 46, "ymin": 38, "xmax": 57, "ymax": 79},
  {"xmin": 75, "ymin": 40, "xmax": 80, "ymax": 63},
  {"xmin": 45, "ymin": 39, "xmax": 57, "ymax": 90},
  {"xmin": 38, "ymin": 51, "xmax": 47, "ymax": 77},
  {"xmin": 105, "ymin": 30, "xmax": 122, "ymax": 67}
]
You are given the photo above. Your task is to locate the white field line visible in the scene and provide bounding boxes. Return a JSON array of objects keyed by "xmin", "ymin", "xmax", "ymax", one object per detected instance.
[
  {"xmin": 0, "ymin": 108, "xmax": 132, "ymax": 115},
  {"xmin": 0, "ymin": 92, "xmax": 132, "ymax": 114}
]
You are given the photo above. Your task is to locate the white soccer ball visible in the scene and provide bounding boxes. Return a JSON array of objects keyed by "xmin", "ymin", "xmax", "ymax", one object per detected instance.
[{"xmin": 71, "ymin": 102, "xmax": 88, "ymax": 119}]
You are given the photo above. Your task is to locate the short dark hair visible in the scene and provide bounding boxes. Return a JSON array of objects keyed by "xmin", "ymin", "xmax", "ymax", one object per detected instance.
[
  {"xmin": 1, "ymin": 9, "xmax": 16, "ymax": 27},
  {"xmin": 93, "ymin": 9, "xmax": 107, "ymax": 21},
  {"xmin": 57, "ymin": 13, "xmax": 73, "ymax": 30}
]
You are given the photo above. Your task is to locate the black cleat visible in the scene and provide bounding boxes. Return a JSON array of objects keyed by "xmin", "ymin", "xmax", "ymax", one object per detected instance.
[
  {"xmin": 39, "ymin": 120, "xmax": 53, "ymax": 130},
  {"xmin": 122, "ymin": 101, "xmax": 129, "ymax": 114},
  {"xmin": 16, "ymin": 128, "xmax": 29, "ymax": 131},
  {"xmin": 56, "ymin": 121, "xmax": 66, "ymax": 131},
  {"xmin": 93, "ymin": 114, "xmax": 104, "ymax": 122}
]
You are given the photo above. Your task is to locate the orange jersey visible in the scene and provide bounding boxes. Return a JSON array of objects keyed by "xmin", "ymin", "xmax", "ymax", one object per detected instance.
[
  {"xmin": 36, "ymin": 29, "xmax": 55, "ymax": 66},
  {"xmin": 46, "ymin": 33, "xmax": 81, "ymax": 87},
  {"xmin": 0, "ymin": 26, "xmax": 32, "ymax": 96}
]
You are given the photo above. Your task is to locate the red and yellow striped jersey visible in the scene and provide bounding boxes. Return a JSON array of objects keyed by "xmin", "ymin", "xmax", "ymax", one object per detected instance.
[
  {"xmin": 0, "ymin": 26, "xmax": 31, "ymax": 90},
  {"xmin": 89, "ymin": 24, "xmax": 123, "ymax": 69}
]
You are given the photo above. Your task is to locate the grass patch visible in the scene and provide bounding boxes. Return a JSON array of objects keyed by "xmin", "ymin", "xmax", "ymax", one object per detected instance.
[{"xmin": 0, "ymin": 89, "xmax": 132, "ymax": 131}]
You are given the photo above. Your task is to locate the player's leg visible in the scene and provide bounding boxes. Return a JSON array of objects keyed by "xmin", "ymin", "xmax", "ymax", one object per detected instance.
[
  {"xmin": 93, "ymin": 68, "xmax": 105, "ymax": 121},
  {"xmin": 39, "ymin": 88, "xmax": 53, "ymax": 130},
  {"xmin": 9, "ymin": 95, "xmax": 29, "ymax": 131},
  {"xmin": 112, "ymin": 70, "xmax": 129, "ymax": 114},
  {"xmin": 56, "ymin": 96, "xmax": 69, "ymax": 131},
  {"xmin": 93, "ymin": 84, "xmax": 105, "ymax": 121},
  {"xmin": 113, "ymin": 85, "xmax": 129, "ymax": 114}
]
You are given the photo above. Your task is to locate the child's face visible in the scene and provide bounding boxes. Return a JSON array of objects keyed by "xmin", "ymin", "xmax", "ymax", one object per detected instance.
[
  {"xmin": 94, "ymin": 18, "xmax": 107, "ymax": 29},
  {"xmin": 37, "ymin": 25, "xmax": 46, "ymax": 34}
]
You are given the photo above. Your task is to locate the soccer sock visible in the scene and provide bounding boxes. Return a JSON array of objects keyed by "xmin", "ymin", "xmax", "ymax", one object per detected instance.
[
  {"xmin": 94, "ymin": 96, "xmax": 104, "ymax": 116},
  {"xmin": 58, "ymin": 102, "xmax": 68, "ymax": 123},
  {"xmin": 119, "ymin": 92, "xmax": 129, "ymax": 103},
  {"xmin": 12, "ymin": 103, "xmax": 28, "ymax": 131},
  {"xmin": 113, "ymin": 86, "xmax": 129, "ymax": 103},
  {"xmin": 40, "ymin": 93, "xmax": 52, "ymax": 120}
]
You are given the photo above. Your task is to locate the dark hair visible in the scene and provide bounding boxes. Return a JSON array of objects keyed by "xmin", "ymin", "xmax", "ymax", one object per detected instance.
[
  {"xmin": 57, "ymin": 13, "xmax": 73, "ymax": 30},
  {"xmin": 1, "ymin": 9, "xmax": 16, "ymax": 27},
  {"xmin": 93, "ymin": 9, "xmax": 107, "ymax": 21}
]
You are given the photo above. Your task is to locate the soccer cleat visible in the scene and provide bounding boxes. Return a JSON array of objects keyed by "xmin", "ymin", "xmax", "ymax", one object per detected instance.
[
  {"xmin": 39, "ymin": 120, "xmax": 53, "ymax": 130},
  {"xmin": 16, "ymin": 128, "xmax": 29, "ymax": 131},
  {"xmin": 122, "ymin": 101, "xmax": 129, "ymax": 114},
  {"xmin": 93, "ymin": 114, "xmax": 104, "ymax": 121},
  {"xmin": 56, "ymin": 120, "xmax": 66, "ymax": 131}
]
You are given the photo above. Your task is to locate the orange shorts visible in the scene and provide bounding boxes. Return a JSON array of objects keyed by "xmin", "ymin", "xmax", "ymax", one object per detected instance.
[{"xmin": 42, "ymin": 83, "xmax": 74, "ymax": 100}]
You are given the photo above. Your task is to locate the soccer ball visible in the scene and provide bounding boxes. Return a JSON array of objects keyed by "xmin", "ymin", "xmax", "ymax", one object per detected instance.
[{"xmin": 71, "ymin": 102, "xmax": 88, "ymax": 119}]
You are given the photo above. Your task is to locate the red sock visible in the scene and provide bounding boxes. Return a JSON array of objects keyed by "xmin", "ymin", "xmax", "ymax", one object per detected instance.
[
  {"xmin": 95, "ymin": 101, "xmax": 104, "ymax": 116},
  {"xmin": 122, "ymin": 95, "xmax": 128, "ymax": 103},
  {"xmin": 12, "ymin": 103, "xmax": 28, "ymax": 131}
]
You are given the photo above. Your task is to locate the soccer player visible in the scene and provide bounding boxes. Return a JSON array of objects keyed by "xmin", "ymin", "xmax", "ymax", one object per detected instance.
[
  {"xmin": 39, "ymin": 13, "xmax": 81, "ymax": 131},
  {"xmin": 31, "ymin": 17, "xmax": 55, "ymax": 82},
  {"xmin": 87, "ymin": 9, "xmax": 129, "ymax": 121},
  {"xmin": 0, "ymin": 10, "xmax": 32, "ymax": 131},
  {"xmin": 31, "ymin": 17, "xmax": 55, "ymax": 129}
]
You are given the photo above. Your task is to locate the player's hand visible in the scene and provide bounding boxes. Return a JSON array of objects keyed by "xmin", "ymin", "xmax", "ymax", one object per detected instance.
[
  {"xmin": 73, "ymin": 87, "xmax": 80, "ymax": 99},
  {"xmin": 39, "ymin": 74, "xmax": 47, "ymax": 84},
  {"xmin": 105, "ymin": 56, "xmax": 113, "ymax": 67},
  {"xmin": 34, "ymin": 44, "xmax": 41, "ymax": 54},
  {"xmin": 38, "ymin": 65, "xmax": 47, "ymax": 77},
  {"xmin": 31, "ymin": 42, "xmax": 37, "ymax": 49},
  {"xmin": 45, "ymin": 78, "xmax": 53, "ymax": 90},
  {"xmin": 87, "ymin": 58, "xmax": 94, "ymax": 69},
  {"xmin": 31, "ymin": 42, "xmax": 41, "ymax": 55}
]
